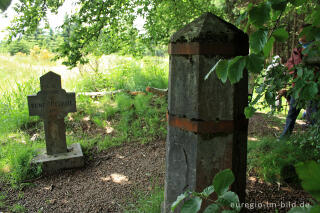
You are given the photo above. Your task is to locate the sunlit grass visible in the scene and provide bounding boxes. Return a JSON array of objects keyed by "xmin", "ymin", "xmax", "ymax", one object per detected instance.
[{"xmin": 125, "ymin": 186, "xmax": 163, "ymax": 213}]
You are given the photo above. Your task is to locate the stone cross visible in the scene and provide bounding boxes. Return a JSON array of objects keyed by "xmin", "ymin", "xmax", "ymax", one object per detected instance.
[
  {"xmin": 163, "ymin": 13, "xmax": 249, "ymax": 212},
  {"xmin": 28, "ymin": 71, "xmax": 76, "ymax": 155}
]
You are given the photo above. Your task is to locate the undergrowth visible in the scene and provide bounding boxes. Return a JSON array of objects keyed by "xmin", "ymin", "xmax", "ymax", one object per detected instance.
[
  {"xmin": 67, "ymin": 93, "xmax": 167, "ymax": 151},
  {"xmin": 125, "ymin": 186, "xmax": 163, "ymax": 213},
  {"xmin": 0, "ymin": 134, "xmax": 42, "ymax": 185},
  {"xmin": 70, "ymin": 55, "xmax": 168, "ymax": 92},
  {"xmin": 247, "ymin": 133, "xmax": 320, "ymax": 184},
  {"xmin": 0, "ymin": 78, "xmax": 40, "ymax": 134}
]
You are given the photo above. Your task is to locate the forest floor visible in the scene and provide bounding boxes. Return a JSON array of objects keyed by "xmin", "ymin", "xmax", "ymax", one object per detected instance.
[{"xmin": 0, "ymin": 113, "xmax": 311, "ymax": 213}]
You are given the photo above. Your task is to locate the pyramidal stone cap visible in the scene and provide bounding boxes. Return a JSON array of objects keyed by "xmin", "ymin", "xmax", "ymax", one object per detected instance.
[
  {"xmin": 40, "ymin": 71, "xmax": 62, "ymax": 91},
  {"xmin": 170, "ymin": 12, "xmax": 247, "ymax": 43},
  {"xmin": 169, "ymin": 12, "xmax": 249, "ymax": 57}
]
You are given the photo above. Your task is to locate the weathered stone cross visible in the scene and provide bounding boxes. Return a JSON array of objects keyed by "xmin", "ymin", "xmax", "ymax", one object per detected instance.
[{"xmin": 28, "ymin": 71, "xmax": 76, "ymax": 155}]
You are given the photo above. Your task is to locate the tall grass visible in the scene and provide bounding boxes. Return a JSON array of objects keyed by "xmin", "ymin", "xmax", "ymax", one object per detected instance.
[
  {"xmin": 0, "ymin": 78, "xmax": 40, "ymax": 134},
  {"xmin": 0, "ymin": 133, "xmax": 43, "ymax": 185},
  {"xmin": 69, "ymin": 93, "xmax": 167, "ymax": 150},
  {"xmin": 71, "ymin": 55, "xmax": 168, "ymax": 92}
]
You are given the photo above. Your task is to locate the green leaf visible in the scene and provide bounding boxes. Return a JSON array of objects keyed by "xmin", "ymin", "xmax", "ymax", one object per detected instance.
[
  {"xmin": 270, "ymin": 0, "xmax": 287, "ymax": 11},
  {"xmin": 205, "ymin": 59, "xmax": 229, "ymax": 84},
  {"xmin": 297, "ymin": 67, "xmax": 303, "ymax": 77},
  {"xmin": 227, "ymin": 56, "xmax": 246, "ymax": 84},
  {"xmin": 0, "ymin": 0, "xmax": 11, "ymax": 11},
  {"xmin": 219, "ymin": 191, "xmax": 241, "ymax": 211},
  {"xmin": 203, "ymin": 204, "xmax": 220, "ymax": 213},
  {"xmin": 301, "ymin": 82, "xmax": 318, "ymax": 100},
  {"xmin": 246, "ymin": 54, "xmax": 265, "ymax": 73},
  {"xmin": 292, "ymin": 84, "xmax": 302, "ymax": 99},
  {"xmin": 310, "ymin": 205, "xmax": 320, "ymax": 213},
  {"xmin": 249, "ymin": 30, "xmax": 268, "ymax": 53},
  {"xmin": 222, "ymin": 210, "xmax": 237, "ymax": 213},
  {"xmin": 213, "ymin": 169, "xmax": 235, "ymax": 196},
  {"xmin": 248, "ymin": 2, "xmax": 271, "ymax": 27},
  {"xmin": 263, "ymin": 36, "xmax": 275, "ymax": 57},
  {"xmin": 288, "ymin": 206, "xmax": 311, "ymax": 213},
  {"xmin": 244, "ymin": 106, "xmax": 256, "ymax": 118},
  {"xmin": 311, "ymin": 7, "xmax": 320, "ymax": 26},
  {"xmin": 181, "ymin": 197, "xmax": 202, "ymax": 213},
  {"xmin": 216, "ymin": 60, "xmax": 229, "ymax": 83},
  {"xmin": 272, "ymin": 28, "xmax": 289, "ymax": 42},
  {"xmin": 289, "ymin": 0, "xmax": 305, "ymax": 6},
  {"xmin": 300, "ymin": 26, "xmax": 316, "ymax": 42},
  {"xmin": 201, "ymin": 185, "xmax": 215, "ymax": 197},
  {"xmin": 171, "ymin": 192, "xmax": 188, "ymax": 212},
  {"xmin": 295, "ymin": 161, "xmax": 320, "ymax": 201},
  {"xmin": 265, "ymin": 91, "xmax": 275, "ymax": 106},
  {"xmin": 251, "ymin": 93, "xmax": 263, "ymax": 107}
]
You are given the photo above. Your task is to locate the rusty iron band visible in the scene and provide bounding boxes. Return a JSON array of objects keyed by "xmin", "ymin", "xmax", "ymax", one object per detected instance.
[
  {"xmin": 168, "ymin": 42, "xmax": 238, "ymax": 56},
  {"xmin": 167, "ymin": 113, "xmax": 234, "ymax": 134}
]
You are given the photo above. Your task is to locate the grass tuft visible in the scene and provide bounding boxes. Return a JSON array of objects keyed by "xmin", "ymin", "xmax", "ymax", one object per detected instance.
[{"xmin": 124, "ymin": 186, "xmax": 163, "ymax": 213}]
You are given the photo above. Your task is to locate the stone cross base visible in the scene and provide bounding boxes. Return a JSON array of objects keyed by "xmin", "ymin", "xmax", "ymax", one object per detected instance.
[{"xmin": 32, "ymin": 143, "xmax": 84, "ymax": 173}]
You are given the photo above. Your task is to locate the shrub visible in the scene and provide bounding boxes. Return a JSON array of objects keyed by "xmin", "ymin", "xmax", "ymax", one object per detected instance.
[
  {"xmin": 247, "ymin": 136, "xmax": 318, "ymax": 184},
  {"xmin": 30, "ymin": 46, "xmax": 54, "ymax": 61},
  {"xmin": 290, "ymin": 124, "xmax": 320, "ymax": 162},
  {"xmin": 8, "ymin": 39, "xmax": 32, "ymax": 56}
]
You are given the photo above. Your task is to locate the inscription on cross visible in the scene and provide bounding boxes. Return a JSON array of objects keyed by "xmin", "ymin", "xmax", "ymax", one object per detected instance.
[{"xmin": 28, "ymin": 71, "xmax": 76, "ymax": 155}]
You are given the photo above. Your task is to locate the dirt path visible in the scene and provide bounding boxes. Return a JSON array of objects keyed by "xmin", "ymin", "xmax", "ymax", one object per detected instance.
[
  {"xmin": 1, "ymin": 140, "xmax": 165, "ymax": 213},
  {"xmin": 0, "ymin": 114, "xmax": 310, "ymax": 213}
]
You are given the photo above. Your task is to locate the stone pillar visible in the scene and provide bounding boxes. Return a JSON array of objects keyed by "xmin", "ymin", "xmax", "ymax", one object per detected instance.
[{"xmin": 163, "ymin": 12, "xmax": 249, "ymax": 212}]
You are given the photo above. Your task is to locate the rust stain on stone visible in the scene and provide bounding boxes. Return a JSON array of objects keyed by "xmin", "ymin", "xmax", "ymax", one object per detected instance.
[
  {"xmin": 167, "ymin": 113, "xmax": 234, "ymax": 134},
  {"xmin": 168, "ymin": 42, "xmax": 237, "ymax": 56}
]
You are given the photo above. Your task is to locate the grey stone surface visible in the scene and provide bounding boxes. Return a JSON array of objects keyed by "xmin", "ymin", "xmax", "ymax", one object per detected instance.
[
  {"xmin": 164, "ymin": 126, "xmax": 197, "ymax": 212},
  {"xmin": 27, "ymin": 71, "xmax": 76, "ymax": 155},
  {"xmin": 163, "ymin": 126, "xmax": 234, "ymax": 212},
  {"xmin": 168, "ymin": 55, "xmax": 234, "ymax": 120},
  {"xmin": 168, "ymin": 55, "xmax": 199, "ymax": 119},
  {"xmin": 32, "ymin": 143, "xmax": 84, "ymax": 172},
  {"xmin": 196, "ymin": 134, "xmax": 233, "ymax": 191}
]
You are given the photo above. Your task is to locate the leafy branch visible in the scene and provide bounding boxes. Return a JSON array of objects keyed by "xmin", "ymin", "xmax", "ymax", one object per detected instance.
[{"xmin": 171, "ymin": 169, "xmax": 241, "ymax": 213}]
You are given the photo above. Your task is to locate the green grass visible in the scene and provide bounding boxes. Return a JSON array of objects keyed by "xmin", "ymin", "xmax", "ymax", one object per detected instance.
[
  {"xmin": 125, "ymin": 186, "xmax": 163, "ymax": 213},
  {"xmin": 0, "ymin": 78, "xmax": 40, "ymax": 133},
  {"xmin": 9, "ymin": 204, "xmax": 26, "ymax": 213},
  {"xmin": 247, "ymin": 133, "xmax": 320, "ymax": 184},
  {"xmin": 67, "ymin": 93, "xmax": 167, "ymax": 151},
  {"xmin": 0, "ymin": 133, "xmax": 43, "ymax": 185},
  {"xmin": 0, "ymin": 192, "xmax": 6, "ymax": 209},
  {"xmin": 70, "ymin": 55, "xmax": 168, "ymax": 92}
]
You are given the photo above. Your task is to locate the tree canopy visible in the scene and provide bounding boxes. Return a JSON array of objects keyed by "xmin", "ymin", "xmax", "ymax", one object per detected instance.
[
  {"xmin": 4, "ymin": 1, "xmax": 319, "ymax": 65},
  {"xmin": 3, "ymin": 0, "xmax": 320, "ymax": 116}
]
